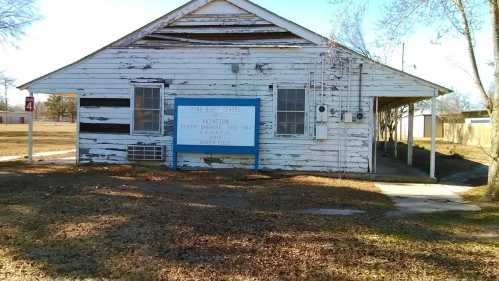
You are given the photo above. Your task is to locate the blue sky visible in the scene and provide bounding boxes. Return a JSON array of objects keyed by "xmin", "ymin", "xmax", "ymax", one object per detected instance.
[{"xmin": 0, "ymin": 0, "xmax": 494, "ymax": 107}]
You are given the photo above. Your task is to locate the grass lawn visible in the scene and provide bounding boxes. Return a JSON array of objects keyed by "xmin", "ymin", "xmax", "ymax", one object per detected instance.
[
  {"xmin": 413, "ymin": 139, "xmax": 490, "ymax": 165},
  {"xmin": 0, "ymin": 164, "xmax": 497, "ymax": 280},
  {"xmin": 0, "ymin": 122, "xmax": 75, "ymax": 157}
]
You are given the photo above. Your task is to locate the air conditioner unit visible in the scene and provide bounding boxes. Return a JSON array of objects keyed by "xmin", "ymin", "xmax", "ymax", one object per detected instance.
[
  {"xmin": 128, "ymin": 145, "xmax": 166, "ymax": 161},
  {"xmin": 316, "ymin": 105, "xmax": 328, "ymax": 122}
]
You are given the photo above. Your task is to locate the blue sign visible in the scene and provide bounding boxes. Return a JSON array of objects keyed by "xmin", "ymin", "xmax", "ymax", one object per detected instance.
[{"xmin": 173, "ymin": 98, "xmax": 260, "ymax": 171}]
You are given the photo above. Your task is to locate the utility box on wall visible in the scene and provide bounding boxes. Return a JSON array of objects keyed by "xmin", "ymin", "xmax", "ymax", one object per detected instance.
[
  {"xmin": 315, "ymin": 104, "xmax": 329, "ymax": 140},
  {"xmin": 343, "ymin": 112, "xmax": 353, "ymax": 123},
  {"xmin": 316, "ymin": 105, "xmax": 328, "ymax": 122},
  {"xmin": 316, "ymin": 124, "xmax": 328, "ymax": 140}
]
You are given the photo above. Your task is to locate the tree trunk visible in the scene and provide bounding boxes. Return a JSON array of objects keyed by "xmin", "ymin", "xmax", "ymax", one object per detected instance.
[
  {"xmin": 487, "ymin": 0, "xmax": 499, "ymax": 200},
  {"xmin": 455, "ymin": 0, "xmax": 492, "ymax": 112}
]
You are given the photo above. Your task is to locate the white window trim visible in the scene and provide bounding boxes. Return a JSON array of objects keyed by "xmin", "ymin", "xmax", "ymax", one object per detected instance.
[
  {"xmin": 130, "ymin": 83, "xmax": 164, "ymax": 136},
  {"xmin": 273, "ymin": 84, "xmax": 310, "ymax": 138}
]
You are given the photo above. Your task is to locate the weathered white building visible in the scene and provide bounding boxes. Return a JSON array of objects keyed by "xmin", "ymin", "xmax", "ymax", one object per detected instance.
[{"xmin": 18, "ymin": 0, "xmax": 450, "ymax": 176}]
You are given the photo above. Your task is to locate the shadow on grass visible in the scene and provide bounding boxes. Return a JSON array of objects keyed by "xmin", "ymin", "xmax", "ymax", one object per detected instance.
[
  {"xmin": 379, "ymin": 142, "xmax": 489, "ymax": 186},
  {"xmin": 0, "ymin": 164, "xmax": 497, "ymax": 280}
]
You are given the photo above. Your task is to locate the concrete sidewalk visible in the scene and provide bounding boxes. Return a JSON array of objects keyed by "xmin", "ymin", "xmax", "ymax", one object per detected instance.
[
  {"xmin": 376, "ymin": 182, "xmax": 481, "ymax": 216},
  {"xmin": 0, "ymin": 150, "xmax": 75, "ymax": 162}
]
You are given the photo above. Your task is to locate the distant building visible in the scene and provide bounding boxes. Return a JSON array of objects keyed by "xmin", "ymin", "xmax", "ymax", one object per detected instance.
[
  {"xmin": 0, "ymin": 111, "xmax": 30, "ymax": 124},
  {"xmin": 399, "ymin": 111, "xmax": 444, "ymax": 139},
  {"xmin": 441, "ymin": 110, "xmax": 490, "ymax": 124},
  {"xmin": 441, "ymin": 110, "xmax": 491, "ymax": 147},
  {"xmin": 399, "ymin": 110, "xmax": 491, "ymax": 147}
]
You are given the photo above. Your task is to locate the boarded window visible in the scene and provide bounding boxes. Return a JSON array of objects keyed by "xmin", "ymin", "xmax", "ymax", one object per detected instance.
[
  {"xmin": 80, "ymin": 98, "xmax": 130, "ymax": 107},
  {"xmin": 133, "ymin": 86, "xmax": 162, "ymax": 134},
  {"xmin": 276, "ymin": 89, "xmax": 305, "ymax": 135},
  {"xmin": 80, "ymin": 123, "xmax": 130, "ymax": 134}
]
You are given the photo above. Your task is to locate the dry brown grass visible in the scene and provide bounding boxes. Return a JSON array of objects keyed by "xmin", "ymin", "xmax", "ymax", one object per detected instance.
[
  {"xmin": 0, "ymin": 164, "xmax": 497, "ymax": 280},
  {"xmin": 413, "ymin": 139, "xmax": 490, "ymax": 165},
  {"xmin": 0, "ymin": 122, "xmax": 75, "ymax": 157}
]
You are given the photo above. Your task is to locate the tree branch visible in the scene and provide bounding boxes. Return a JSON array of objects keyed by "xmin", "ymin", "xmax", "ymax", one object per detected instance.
[{"xmin": 454, "ymin": 0, "xmax": 493, "ymax": 113}]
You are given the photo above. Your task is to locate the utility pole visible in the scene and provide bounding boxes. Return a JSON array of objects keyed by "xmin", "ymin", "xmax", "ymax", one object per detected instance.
[
  {"xmin": 1, "ymin": 77, "xmax": 15, "ymax": 125},
  {"xmin": 4, "ymin": 80, "xmax": 8, "ymax": 125}
]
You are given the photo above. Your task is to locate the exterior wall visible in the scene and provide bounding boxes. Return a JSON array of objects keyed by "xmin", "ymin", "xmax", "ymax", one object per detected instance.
[
  {"xmin": 27, "ymin": 46, "xmax": 437, "ymax": 173},
  {"xmin": 400, "ymin": 114, "xmax": 425, "ymax": 139},
  {"xmin": 423, "ymin": 115, "xmax": 443, "ymax": 138},
  {"xmin": 399, "ymin": 114, "xmax": 443, "ymax": 139}
]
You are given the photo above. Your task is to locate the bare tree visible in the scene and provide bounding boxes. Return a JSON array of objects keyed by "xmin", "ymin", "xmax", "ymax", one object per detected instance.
[
  {"xmin": 34, "ymin": 100, "xmax": 46, "ymax": 121},
  {"xmin": 0, "ymin": 0, "xmax": 39, "ymax": 43},
  {"xmin": 418, "ymin": 92, "xmax": 472, "ymax": 113},
  {"xmin": 439, "ymin": 94, "xmax": 469, "ymax": 147},
  {"xmin": 0, "ymin": 74, "xmax": 15, "ymax": 126},
  {"xmin": 0, "ymin": 74, "xmax": 15, "ymax": 94},
  {"xmin": 331, "ymin": 0, "xmax": 499, "ymax": 200},
  {"xmin": 44, "ymin": 95, "xmax": 75, "ymax": 122},
  {"xmin": 489, "ymin": 0, "xmax": 499, "ymax": 200},
  {"xmin": 379, "ymin": 107, "xmax": 407, "ymax": 143},
  {"xmin": 331, "ymin": 0, "xmax": 375, "ymax": 59}
]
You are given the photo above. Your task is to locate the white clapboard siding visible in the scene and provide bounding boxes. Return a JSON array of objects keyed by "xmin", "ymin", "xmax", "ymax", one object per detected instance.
[
  {"xmin": 156, "ymin": 26, "xmax": 288, "ymax": 34},
  {"xmin": 28, "ymin": 45, "xmax": 437, "ymax": 172},
  {"xmin": 80, "ymin": 107, "xmax": 130, "ymax": 124},
  {"xmin": 170, "ymin": 14, "xmax": 272, "ymax": 26}
]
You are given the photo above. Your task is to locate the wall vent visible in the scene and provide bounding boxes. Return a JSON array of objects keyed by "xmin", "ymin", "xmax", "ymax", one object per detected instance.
[{"xmin": 127, "ymin": 145, "xmax": 166, "ymax": 161}]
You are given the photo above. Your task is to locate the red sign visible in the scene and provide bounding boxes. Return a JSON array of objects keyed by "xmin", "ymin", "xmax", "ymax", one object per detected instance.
[{"xmin": 25, "ymin": 96, "xmax": 34, "ymax": 112}]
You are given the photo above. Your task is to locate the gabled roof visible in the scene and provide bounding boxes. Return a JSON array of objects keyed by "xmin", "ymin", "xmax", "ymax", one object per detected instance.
[
  {"xmin": 112, "ymin": 0, "xmax": 328, "ymax": 47},
  {"xmin": 17, "ymin": 0, "xmax": 451, "ymax": 94},
  {"xmin": 19, "ymin": 0, "xmax": 330, "ymax": 90}
]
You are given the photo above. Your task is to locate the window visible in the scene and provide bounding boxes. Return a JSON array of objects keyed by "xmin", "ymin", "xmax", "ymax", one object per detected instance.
[
  {"xmin": 276, "ymin": 88, "xmax": 306, "ymax": 135},
  {"xmin": 133, "ymin": 86, "xmax": 162, "ymax": 134}
]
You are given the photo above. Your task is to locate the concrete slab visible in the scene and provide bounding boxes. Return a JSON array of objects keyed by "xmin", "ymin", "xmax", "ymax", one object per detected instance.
[
  {"xmin": 35, "ymin": 158, "xmax": 76, "ymax": 165},
  {"xmin": 376, "ymin": 182, "xmax": 481, "ymax": 216},
  {"xmin": 299, "ymin": 208, "xmax": 365, "ymax": 216},
  {"xmin": 375, "ymin": 155, "xmax": 436, "ymax": 183},
  {"xmin": 0, "ymin": 150, "xmax": 75, "ymax": 162},
  {"xmin": 0, "ymin": 156, "xmax": 21, "ymax": 162},
  {"xmin": 33, "ymin": 150, "xmax": 75, "ymax": 157}
]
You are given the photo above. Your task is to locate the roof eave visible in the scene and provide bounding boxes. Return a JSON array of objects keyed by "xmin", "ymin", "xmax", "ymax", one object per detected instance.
[{"xmin": 329, "ymin": 41, "xmax": 453, "ymax": 94}]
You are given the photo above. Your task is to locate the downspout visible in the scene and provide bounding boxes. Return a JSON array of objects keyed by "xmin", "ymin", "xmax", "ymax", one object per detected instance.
[
  {"xmin": 343, "ymin": 60, "xmax": 352, "ymax": 172},
  {"xmin": 358, "ymin": 63, "xmax": 363, "ymax": 114},
  {"xmin": 310, "ymin": 70, "xmax": 316, "ymax": 138},
  {"xmin": 337, "ymin": 59, "xmax": 342, "ymax": 170},
  {"xmin": 321, "ymin": 53, "xmax": 325, "ymax": 104},
  {"xmin": 347, "ymin": 60, "xmax": 352, "ymax": 113}
]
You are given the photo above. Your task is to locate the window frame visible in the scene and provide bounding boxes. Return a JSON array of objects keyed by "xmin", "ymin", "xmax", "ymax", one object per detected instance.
[
  {"xmin": 274, "ymin": 84, "xmax": 309, "ymax": 137},
  {"xmin": 130, "ymin": 83, "xmax": 164, "ymax": 136}
]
